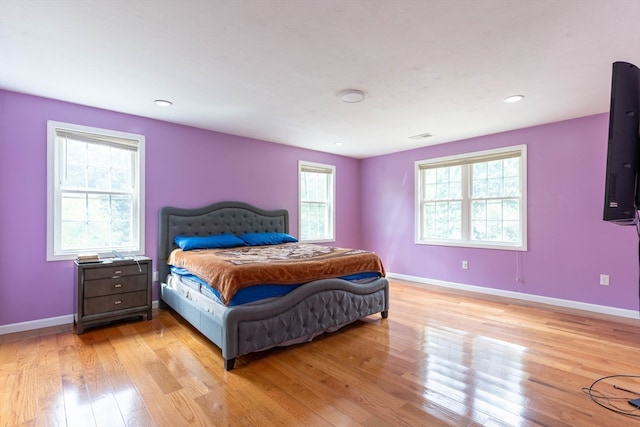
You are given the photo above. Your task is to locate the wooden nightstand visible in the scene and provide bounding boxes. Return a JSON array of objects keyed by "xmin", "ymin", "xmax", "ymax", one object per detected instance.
[{"xmin": 74, "ymin": 257, "xmax": 152, "ymax": 334}]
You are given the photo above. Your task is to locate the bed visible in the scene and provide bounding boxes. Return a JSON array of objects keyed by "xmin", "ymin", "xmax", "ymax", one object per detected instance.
[{"xmin": 158, "ymin": 201, "xmax": 389, "ymax": 370}]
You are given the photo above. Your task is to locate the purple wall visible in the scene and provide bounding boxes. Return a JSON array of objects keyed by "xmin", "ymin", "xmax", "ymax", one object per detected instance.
[
  {"xmin": 361, "ymin": 114, "xmax": 638, "ymax": 311},
  {"xmin": 1, "ymin": 89, "xmax": 636, "ymax": 327},
  {"xmin": 0, "ymin": 90, "xmax": 361, "ymax": 325}
]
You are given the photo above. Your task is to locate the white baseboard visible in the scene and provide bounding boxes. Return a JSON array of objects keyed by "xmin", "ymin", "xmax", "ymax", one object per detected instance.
[
  {"xmin": 387, "ymin": 272, "xmax": 640, "ymax": 320},
  {"xmin": 0, "ymin": 300, "xmax": 160, "ymax": 336},
  {"xmin": 0, "ymin": 314, "xmax": 74, "ymax": 335}
]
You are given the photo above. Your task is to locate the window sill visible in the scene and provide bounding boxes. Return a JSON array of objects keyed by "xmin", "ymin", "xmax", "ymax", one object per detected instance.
[{"xmin": 415, "ymin": 239, "xmax": 527, "ymax": 251}]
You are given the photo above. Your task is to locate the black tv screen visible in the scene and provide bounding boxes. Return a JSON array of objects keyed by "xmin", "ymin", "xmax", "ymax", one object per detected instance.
[{"xmin": 603, "ymin": 61, "xmax": 640, "ymax": 225}]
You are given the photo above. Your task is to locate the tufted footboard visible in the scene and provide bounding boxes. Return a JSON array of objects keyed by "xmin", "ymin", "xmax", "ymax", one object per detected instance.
[{"xmin": 223, "ymin": 278, "xmax": 389, "ymax": 369}]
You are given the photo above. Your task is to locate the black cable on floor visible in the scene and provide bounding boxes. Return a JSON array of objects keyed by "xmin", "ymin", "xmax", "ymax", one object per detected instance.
[{"xmin": 582, "ymin": 374, "xmax": 640, "ymax": 417}]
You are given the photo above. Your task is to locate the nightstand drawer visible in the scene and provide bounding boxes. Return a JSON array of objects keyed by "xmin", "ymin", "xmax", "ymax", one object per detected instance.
[
  {"xmin": 84, "ymin": 275, "xmax": 148, "ymax": 297},
  {"xmin": 84, "ymin": 291, "xmax": 148, "ymax": 315},
  {"xmin": 84, "ymin": 264, "xmax": 145, "ymax": 280}
]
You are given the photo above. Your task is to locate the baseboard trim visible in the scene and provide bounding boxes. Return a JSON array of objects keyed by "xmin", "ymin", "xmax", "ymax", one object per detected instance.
[
  {"xmin": 0, "ymin": 300, "xmax": 161, "ymax": 335},
  {"xmin": 387, "ymin": 272, "xmax": 640, "ymax": 320},
  {"xmin": 0, "ymin": 315, "xmax": 74, "ymax": 335}
]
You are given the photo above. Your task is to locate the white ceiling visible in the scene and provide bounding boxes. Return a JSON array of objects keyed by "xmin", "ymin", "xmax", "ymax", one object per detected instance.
[{"xmin": 1, "ymin": 1, "xmax": 639, "ymax": 159}]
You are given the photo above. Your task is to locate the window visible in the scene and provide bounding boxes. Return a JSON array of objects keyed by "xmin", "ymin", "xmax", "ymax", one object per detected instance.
[
  {"xmin": 416, "ymin": 145, "xmax": 527, "ymax": 250},
  {"xmin": 298, "ymin": 161, "xmax": 335, "ymax": 242},
  {"xmin": 47, "ymin": 121, "xmax": 145, "ymax": 260}
]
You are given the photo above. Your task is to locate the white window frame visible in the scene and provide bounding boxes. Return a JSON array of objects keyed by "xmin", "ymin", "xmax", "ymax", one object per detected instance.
[
  {"xmin": 298, "ymin": 160, "xmax": 336, "ymax": 242},
  {"xmin": 415, "ymin": 145, "xmax": 527, "ymax": 251},
  {"xmin": 46, "ymin": 121, "xmax": 145, "ymax": 261}
]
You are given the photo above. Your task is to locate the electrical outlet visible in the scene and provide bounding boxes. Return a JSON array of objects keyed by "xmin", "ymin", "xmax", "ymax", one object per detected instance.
[
  {"xmin": 462, "ymin": 260, "xmax": 468, "ymax": 270},
  {"xmin": 152, "ymin": 271, "xmax": 159, "ymax": 282},
  {"xmin": 599, "ymin": 274, "xmax": 609, "ymax": 286}
]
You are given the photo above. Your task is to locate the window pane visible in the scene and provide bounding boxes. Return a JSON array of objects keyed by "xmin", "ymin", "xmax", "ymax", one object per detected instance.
[
  {"xmin": 504, "ymin": 157, "xmax": 520, "ymax": 178},
  {"xmin": 87, "ymin": 221, "xmax": 111, "ymax": 248},
  {"xmin": 61, "ymin": 221, "xmax": 87, "ymax": 250},
  {"xmin": 486, "ymin": 177, "xmax": 503, "ymax": 197},
  {"xmin": 65, "ymin": 163, "xmax": 87, "ymax": 189},
  {"xmin": 503, "ymin": 221, "xmax": 520, "ymax": 242},
  {"xmin": 472, "ymin": 158, "xmax": 522, "ymax": 198},
  {"xmin": 87, "ymin": 165, "xmax": 110, "ymax": 190},
  {"xmin": 301, "ymin": 172, "xmax": 328, "ymax": 202},
  {"xmin": 486, "ymin": 199, "xmax": 502, "ymax": 220},
  {"xmin": 421, "ymin": 164, "xmax": 462, "ymax": 240},
  {"xmin": 471, "ymin": 199, "xmax": 520, "ymax": 243},
  {"xmin": 61, "ymin": 193, "xmax": 87, "ymax": 221},
  {"xmin": 112, "ymin": 195, "xmax": 132, "ymax": 221},
  {"xmin": 111, "ymin": 166, "xmax": 131, "ymax": 192},
  {"xmin": 503, "ymin": 177, "xmax": 520, "ymax": 197},
  {"xmin": 88, "ymin": 194, "xmax": 111, "ymax": 221},
  {"xmin": 472, "ymin": 220, "xmax": 486, "ymax": 240},
  {"xmin": 62, "ymin": 140, "xmax": 134, "ymax": 193},
  {"xmin": 423, "ymin": 201, "xmax": 461, "ymax": 240},
  {"xmin": 60, "ymin": 193, "xmax": 134, "ymax": 251},
  {"xmin": 503, "ymin": 199, "xmax": 520, "ymax": 221},
  {"xmin": 486, "ymin": 220, "xmax": 502, "ymax": 240},
  {"xmin": 472, "ymin": 200, "xmax": 486, "ymax": 220},
  {"xmin": 66, "ymin": 139, "xmax": 86, "ymax": 163},
  {"xmin": 474, "ymin": 162, "xmax": 487, "ymax": 180},
  {"xmin": 300, "ymin": 202, "xmax": 328, "ymax": 240},
  {"xmin": 472, "ymin": 179, "xmax": 487, "ymax": 198},
  {"xmin": 424, "ymin": 183, "xmax": 437, "ymax": 199},
  {"xmin": 87, "ymin": 144, "xmax": 110, "ymax": 166},
  {"xmin": 112, "ymin": 220, "xmax": 132, "ymax": 246},
  {"xmin": 424, "ymin": 165, "xmax": 461, "ymax": 201}
]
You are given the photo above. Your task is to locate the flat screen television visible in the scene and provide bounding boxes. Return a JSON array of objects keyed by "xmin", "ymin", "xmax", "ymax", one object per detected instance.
[{"xmin": 603, "ymin": 61, "xmax": 640, "ymax": 225}]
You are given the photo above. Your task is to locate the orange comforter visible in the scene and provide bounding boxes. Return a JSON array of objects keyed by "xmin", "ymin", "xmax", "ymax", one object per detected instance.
[{"xmin": 167, "ymin": 243, "xmax": 385, "ymax": 305}]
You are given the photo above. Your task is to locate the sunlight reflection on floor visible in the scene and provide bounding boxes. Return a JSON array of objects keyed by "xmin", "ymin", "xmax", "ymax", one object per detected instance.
[{"xmin": 416, "ymin": 326, "xmax": 528, "ymax": 425}]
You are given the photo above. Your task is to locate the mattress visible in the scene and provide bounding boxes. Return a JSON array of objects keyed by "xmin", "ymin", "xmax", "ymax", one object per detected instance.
[
  {"xmin": 169, "ymin": 267, "xmax": 301, "ymax": 306},
  {"xmin": 167, "ymin": 267, "xmax": 382, "ymax": 311},
  {"xmin": 168, "ymin": 242, "xmax": 385, "ymax": 305}
]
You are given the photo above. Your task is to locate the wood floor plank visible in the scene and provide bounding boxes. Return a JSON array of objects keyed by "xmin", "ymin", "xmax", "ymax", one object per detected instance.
[
  {"xmin": 163, "ymin": 388, "xmax": 213, "ymax": 426},
  {"xmin": 262, "ymin": 357, "xmax": 361, "ymax": 426},
  {"xmin": 91, "ymin": 328, "xmax": 153, "ymax": 427},
  {"xmin": 236, "ymin": 364, "xmax": 334, "ymax": 427},
  {"xmin": 57, "ymin": 335, "xmax": 96, "ymax": 427},
  {"xmin": 1, "ymin": 278, "xmax": 639, "ymax": 426},
  {"xmin": 110, "ymin": 328, "xmax": 181, "ymax": 427},
  {"xmin": 35, "ymin": 335, "xmax": 66, "ymax": 427},
  {"xmin": 7, "ymin": 368, "xmax": 37, "ymax": 426},
  {"xmin": 0, "ymin": 372, "xmax": 13, "ymax": 427}
]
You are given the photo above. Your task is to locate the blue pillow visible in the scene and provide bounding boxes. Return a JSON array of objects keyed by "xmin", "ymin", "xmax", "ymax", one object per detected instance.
[
  {"xmin": 174, "ymin": 234, "xmax": 246, "ymax": 251},
  {"xmin": 239, "ymin": 232, "xmax": 298, "ymax": 246}
]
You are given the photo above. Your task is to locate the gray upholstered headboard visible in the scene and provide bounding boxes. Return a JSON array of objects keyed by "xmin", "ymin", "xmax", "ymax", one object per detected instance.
[{"xmin": 157, "ymin": 201, "xmax": 289, "ymax": 282}]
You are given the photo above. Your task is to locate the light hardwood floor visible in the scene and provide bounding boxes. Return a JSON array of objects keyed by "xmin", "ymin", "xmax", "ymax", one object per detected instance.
[{"xmin": 1, "ymin": 278, "xmax": 639, "ymax": 426}]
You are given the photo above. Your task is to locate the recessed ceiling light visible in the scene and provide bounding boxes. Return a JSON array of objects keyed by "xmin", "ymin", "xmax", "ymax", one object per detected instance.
[
  {"xmin": 154, "ymin": 99, "xmax": 173, "ymax": 107},
  {"xmin": 335, "ymin": 142, "xmax": 344, "ymax": 146},
  {"xmin": 503, "ymin": 95, "xmax": 524, "ymax": 103},
  {"xmin": 339, "ymin": 89, "xmax": 366, "ymax": 103}
]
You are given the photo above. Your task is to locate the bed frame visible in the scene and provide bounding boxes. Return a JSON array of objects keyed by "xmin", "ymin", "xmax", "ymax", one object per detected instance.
[{"xmin": 158, "ymin": 201, "xmax": 389, "ymax": 370}]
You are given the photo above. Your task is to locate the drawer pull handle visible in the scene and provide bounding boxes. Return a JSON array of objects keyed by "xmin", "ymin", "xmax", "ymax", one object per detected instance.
[
  {"xmin": 114, "ymin": 300, "xmax": 122, "ymax": 305},
  {"xmin": 114, "ymin": 270, "xmax": 122, "ymax": 274},
  {"xmin": 114, "ymin": 284, "xmax": 122, "ymax": 288}
]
